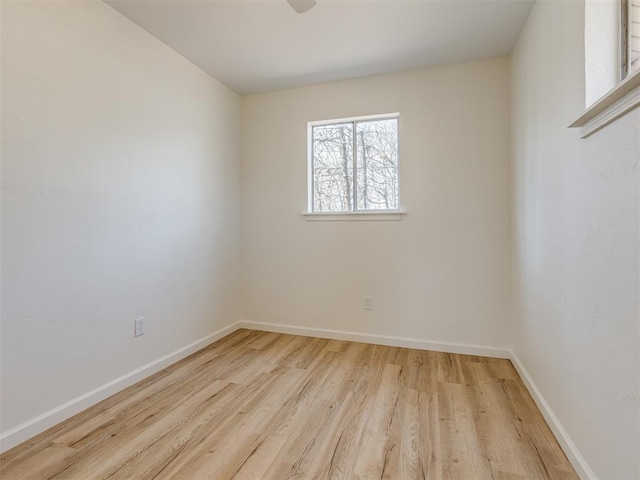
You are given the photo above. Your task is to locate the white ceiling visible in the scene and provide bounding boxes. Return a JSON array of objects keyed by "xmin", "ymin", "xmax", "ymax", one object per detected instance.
[{"xmin": 106, "ymin": 0, "xmax": 535, "ymax": 95}]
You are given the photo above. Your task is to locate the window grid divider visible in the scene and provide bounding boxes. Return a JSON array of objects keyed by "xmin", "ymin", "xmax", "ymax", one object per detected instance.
[{"xmin": 308, "ymin": 113, "xmax": 399, "ymax": 214}]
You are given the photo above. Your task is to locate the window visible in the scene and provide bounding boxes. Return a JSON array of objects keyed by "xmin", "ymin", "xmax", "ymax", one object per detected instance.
[
  {"xmin": 623, "ymin": 0, "xmax": 640, "ymax": 77},
  {"xmin": 309, "ymin": 114, "xmax": 399, "ymax": 213},
  {"xmin": 571, "ymin": 0, "xmax": 640, "ymax": 137}
]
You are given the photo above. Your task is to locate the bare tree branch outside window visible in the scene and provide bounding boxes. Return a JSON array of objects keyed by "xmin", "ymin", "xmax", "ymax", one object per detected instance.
[{"xmin": 311, "ymin": 116, "xmax": 398, "ymax": 213}]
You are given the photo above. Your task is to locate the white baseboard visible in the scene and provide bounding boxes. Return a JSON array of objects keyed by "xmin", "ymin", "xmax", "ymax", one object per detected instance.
[
  {"xmin": 0, "ymin": 321, "xmax": 243, "ymax": 454},
  {"xmin": 237, "ymin": 320, "xmax": 510, "ymax": 359},
  {"xmin": 241, "ymin": 321, "xmax": 596, "ymax": 479},
  {"xmin": 509, "ymin": 351, "xmax": 597, "ymax": 480},
  {"xmin": 3, "ymin": 318, "xmax": 592, "ymax": 480}
]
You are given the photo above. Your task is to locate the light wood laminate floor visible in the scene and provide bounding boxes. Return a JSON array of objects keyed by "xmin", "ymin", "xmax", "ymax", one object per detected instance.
[{"xmin": 0, "ymin": 329, "xmax": 578, "ymax": 479}]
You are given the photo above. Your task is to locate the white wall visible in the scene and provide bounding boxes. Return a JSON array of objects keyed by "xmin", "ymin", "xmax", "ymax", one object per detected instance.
[
  {"xmin": 241, "ymin": 59, "xmax": 512, "ymax": 350},
  {"xmin": 511, "ymin": 1, "xmax": 640, "ymax": 479},
  {"xmin": 1, "ymin": 0, "xmax": 241, "ymax": 441}
]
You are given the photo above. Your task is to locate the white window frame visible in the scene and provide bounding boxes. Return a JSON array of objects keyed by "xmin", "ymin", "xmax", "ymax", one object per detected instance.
[
  {"xmin": 306, "ymin": 113, "xmax": 402, "ymax": 218},
  {"xmin": 571, "ymin": 0, "xmax": 640, "ymax": 137}
]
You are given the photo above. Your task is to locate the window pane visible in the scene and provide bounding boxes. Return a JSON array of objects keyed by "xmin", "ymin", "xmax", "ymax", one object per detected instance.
[
  {"xmin": 356, "ymin": 119, "xmax": 399, "ymax": 211},
  {"xmin": 630, "ymin": 0, "xmax": 640, "ymax": 73},
  {"xmin": 312, "ymin": 123, "xmax": 354, "ymax": 212}
]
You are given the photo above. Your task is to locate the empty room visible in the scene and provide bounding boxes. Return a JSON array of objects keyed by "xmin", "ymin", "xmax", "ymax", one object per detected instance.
[{"xmin": 1, "ymin": 0, "xmax": 639, "ymax": 479}]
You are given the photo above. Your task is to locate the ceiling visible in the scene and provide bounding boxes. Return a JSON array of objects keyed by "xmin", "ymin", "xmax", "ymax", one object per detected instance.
[{"xmin": 106, "ymin": 0, "xmax": 535, "ymax": 95}]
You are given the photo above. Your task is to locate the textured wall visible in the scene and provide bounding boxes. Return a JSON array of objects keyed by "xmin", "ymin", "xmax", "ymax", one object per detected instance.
[{"xmin": 511, "ymin": 1, "xmax": 640, "ymax": 478}]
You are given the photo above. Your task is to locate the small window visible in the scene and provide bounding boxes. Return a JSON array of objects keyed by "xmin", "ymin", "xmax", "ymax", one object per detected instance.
[
  {"xmin": 623, "ymin": 0, "xmax": 640, "ymax": 78},
  {"xmin": 309, "ymin": 114, "xmax": 399, "ymax": 213}
]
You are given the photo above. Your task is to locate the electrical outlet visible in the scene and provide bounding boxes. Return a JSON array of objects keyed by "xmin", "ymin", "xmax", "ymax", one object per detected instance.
[
  {"xmin": 135, "ymin": 317, "xmax": 146, "ymax": 337},
  {"xmin": 364, "ymin": 296, "xmax": 373, "ymax": 310}
]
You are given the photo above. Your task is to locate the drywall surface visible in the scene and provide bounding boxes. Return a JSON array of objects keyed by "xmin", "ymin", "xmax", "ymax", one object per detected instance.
[
  {"xmin": 1, "ymin": 0, "xmax": 241, "ymax": 434},
  {"xmin": 241, "ymin": 59, "xmax": 512, "ymax": 349},
  {"xmin": 511, "ymin": 1, "xmax": 640, "ymax": 478}
]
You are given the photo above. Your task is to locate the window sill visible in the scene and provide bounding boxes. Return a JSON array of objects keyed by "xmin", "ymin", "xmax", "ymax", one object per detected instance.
[
  {"xmin": 569, "ymin": 69, "xmax": 640, "ymax": 138},
  {"xmin": 303, "ymin": 211, "xmax": 406, "ymax": 221}
]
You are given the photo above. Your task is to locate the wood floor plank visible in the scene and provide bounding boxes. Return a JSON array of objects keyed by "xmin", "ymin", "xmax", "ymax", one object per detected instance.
[
  {"xmin": 0, "ymin": 330, "xmax": 578, "ymax": 480},
  {"xmin": 49, "ymin": 380, "xmax": 233, "ymax": 480},
  {"xmin": 468, "ymin": 379, "xmax": 546, "ymax": 478},
  {"xmin": 416, "ymin": 389, "xmax": 442, "ymax": 479},
  {"xmin": 439, "ymin": 381, "xmax": 494, "ymax": 479},
  {"xmin": 352, "ymin": 363, "xmax": 405, "ymax": 479},
  {"xmin": 0, "ymin": 444, "xmax": 78, "ymax": 480}
]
